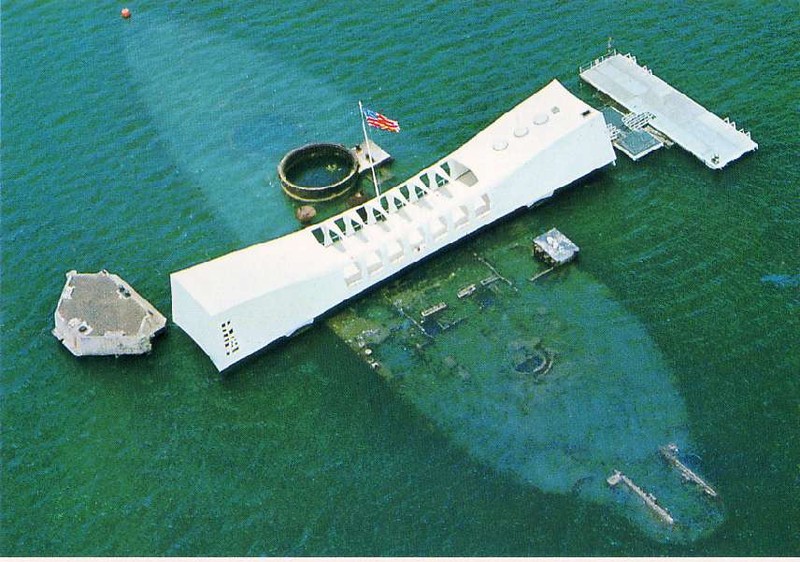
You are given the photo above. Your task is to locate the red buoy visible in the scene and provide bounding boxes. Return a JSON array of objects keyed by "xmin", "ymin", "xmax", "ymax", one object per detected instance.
[{"xmin": 121, "ymin": 8, "xmax": 131, "ymax": 19}]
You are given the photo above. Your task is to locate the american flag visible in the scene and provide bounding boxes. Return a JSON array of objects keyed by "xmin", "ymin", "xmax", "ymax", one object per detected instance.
[{"xmin": 363, "ymin": 107, "xmax": 400, "ymax": 133}]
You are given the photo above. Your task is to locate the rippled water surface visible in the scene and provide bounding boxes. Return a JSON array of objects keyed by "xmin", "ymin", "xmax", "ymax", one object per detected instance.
[{"xmin": 2, "ymin": 1, "xmax": 798, "ymax": 556}]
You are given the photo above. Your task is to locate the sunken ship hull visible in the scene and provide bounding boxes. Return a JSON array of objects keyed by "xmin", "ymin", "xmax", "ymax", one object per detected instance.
[{"xmin": 170, "ymin": 80, "xmax": 616, "ymax": 371}]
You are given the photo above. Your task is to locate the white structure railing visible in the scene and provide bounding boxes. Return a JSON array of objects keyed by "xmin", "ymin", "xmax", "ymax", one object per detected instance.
[{"xmin": 311, "ymin": 159, "xmax": 468, "ymax": 247}]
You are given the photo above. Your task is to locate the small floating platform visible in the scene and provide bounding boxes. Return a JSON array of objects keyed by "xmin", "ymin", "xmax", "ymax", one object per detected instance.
[
  {"xmin": 660, "ymin": 443, "xmax": 718, "ymax": 498},
  {"xmin": 580, "ymin": 52, "xmax": 757, "ymax": 169},
  {"xmin": 533, "ymin": 228, "xmax": 579, "ymax": 266},
  {"xmin": 53, "ymin": 270, "xmax": 167, "ymax": 357},
  {"xmin": 351, "ymin": 138, "xmax": 392, "ymax": 177}
]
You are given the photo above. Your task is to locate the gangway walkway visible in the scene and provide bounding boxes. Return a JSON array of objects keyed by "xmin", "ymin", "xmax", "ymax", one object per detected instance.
[{"xmin": 580, "ymin": 52, "xmax": 757, "ymax": 169}]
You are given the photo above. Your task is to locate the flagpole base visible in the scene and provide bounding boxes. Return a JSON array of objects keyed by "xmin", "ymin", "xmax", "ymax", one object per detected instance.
[{"xmin": 351, "ymin": 139, "xmax": 393, "ymax": 178}]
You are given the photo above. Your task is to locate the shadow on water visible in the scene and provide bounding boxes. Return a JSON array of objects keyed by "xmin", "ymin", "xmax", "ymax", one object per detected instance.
[
  {"xmin": 3, "ymin": 0, "xmax": 798, "ymax": 556},
  {"xmin": 328, "ymin": 213, "xmax": 725, "ymax": 544},
  {"xmin": 122, "ymin": 14, "xmax": 726, "ymax": 541},
  {"xmin": 230, "ymin": 115, "xmax": 309, "ymax": 156},
  {"xmin": 122, "ymin": 14, "xmax": 363, "ymax": 246}
]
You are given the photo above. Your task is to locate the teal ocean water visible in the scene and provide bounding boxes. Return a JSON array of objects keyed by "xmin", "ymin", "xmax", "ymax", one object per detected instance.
[{"xmin": 2, "ymin": 0, "xmax": 798, "ymax": 556}]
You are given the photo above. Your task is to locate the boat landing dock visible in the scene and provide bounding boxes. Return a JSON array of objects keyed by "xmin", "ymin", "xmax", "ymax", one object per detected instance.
[
  {"xmin": 53, "ymin": 270, "xmax": 167, "ymax": 357},
  {"xmin": 601, "ymin": 106, "xmax": 664, "ymax": 161},
  {"xmin": 580, "ymin": 52, "xmax": 757, "ymax": 169}
]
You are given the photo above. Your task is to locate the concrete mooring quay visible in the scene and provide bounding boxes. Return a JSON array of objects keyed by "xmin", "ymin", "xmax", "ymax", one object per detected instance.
[
  {"xmin": 580, "ymin": 52, "xmax": 757, "ymax": 169},
  {"xmin": 53, "ymin": 270, "xmax": 167, "ymax": 357}
]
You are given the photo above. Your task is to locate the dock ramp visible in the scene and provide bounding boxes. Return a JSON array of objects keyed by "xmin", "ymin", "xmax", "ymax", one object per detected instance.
[
  {"xmin": 601, "ymin": 107, "xmax": 663, "ymax": 161},
  {"xmin": 580, "ymin": 52, "xmax": 757, "ymax": 169}
]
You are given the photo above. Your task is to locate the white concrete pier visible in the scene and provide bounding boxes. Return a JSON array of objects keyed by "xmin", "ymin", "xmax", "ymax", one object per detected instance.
[
  {"xmin": 53, "ymin": 270, "xmax": 167, "ymax": 356},
  {"xmin": 580, "ymin": 52, "xmax": 757, "ymax": 169}
]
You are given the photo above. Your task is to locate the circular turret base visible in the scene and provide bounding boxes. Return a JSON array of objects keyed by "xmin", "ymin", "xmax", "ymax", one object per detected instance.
[{"xmin": 277, "ymin": 143, "xmax": 359, "ymax": 202}]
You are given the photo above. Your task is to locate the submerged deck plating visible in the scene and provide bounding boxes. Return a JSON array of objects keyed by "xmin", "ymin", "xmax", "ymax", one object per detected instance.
[{"xmin": 170, "ymin": 80, "xmax": 616, "ymax": 371}]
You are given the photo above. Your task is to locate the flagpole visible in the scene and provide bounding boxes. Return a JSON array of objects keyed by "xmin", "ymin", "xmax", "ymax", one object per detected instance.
[{"xmin": 358, "ymin": 100, "xmax": 382, "ymax": 197}]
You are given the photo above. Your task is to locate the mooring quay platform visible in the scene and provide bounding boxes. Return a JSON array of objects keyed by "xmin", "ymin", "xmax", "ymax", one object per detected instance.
[
  {"xmin": 53, "ymin": 270, "xmax": 167, "ymax": 356},
  {"xmin": 580, "ymin": 52, "xmax": 757, "ymax": 169}
]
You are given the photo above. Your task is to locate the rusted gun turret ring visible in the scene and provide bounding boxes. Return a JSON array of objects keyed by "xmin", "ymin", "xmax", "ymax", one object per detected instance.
[{"xmin": 278, "ymin": 143, "xmax": 359, "ymax": 202}]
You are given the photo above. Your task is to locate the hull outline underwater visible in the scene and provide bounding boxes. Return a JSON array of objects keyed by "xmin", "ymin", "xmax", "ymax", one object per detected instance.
[{"xmin": 170, "ymin": 79, "xmax": 616, "ymax": 371}]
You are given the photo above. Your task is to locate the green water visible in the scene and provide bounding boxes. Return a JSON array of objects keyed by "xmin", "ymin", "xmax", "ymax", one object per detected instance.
[
  {"xmin": 290, "ymin": 160, "xmax": 350, "ymax": 189},
  {"xmin": 329, "ymin": 209, "xmax": 729, "ymax": 544},
  {"xmin": 2, "ymin": 1, "xmax": 798, "ymax": 556}
]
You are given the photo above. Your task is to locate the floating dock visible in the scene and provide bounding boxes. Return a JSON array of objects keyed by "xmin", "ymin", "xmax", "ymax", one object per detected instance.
[
  {"xmin": 601, "ymin": 106, "xmax": 663, "ymax": 161},
  {"xmin": 608, "ymin": 470, "xmax": 675, "ymax": 525},
  {"xmin": 660, "ymin": 443, "xmax": 718, "ymax": 498},
  {"xmin": 580, "ymin": 52, "xmax": 757, "ymax": 169},
  {"xmin": 53, "ymin": 270, "xmax": 167, "ymax": 357}
]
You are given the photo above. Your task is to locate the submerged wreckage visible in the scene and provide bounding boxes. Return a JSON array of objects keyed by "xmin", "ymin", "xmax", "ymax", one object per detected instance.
[
  {"xmin": 171, "ymin": 80, "xmax": 616, "ymax": 370},
  {"xmin": 160, "ymin": 51, "xmax": 745, "ymax": 542},
  {"xmin": 172, "ymin": 48, "xmax": 758, "ymax": 371}
]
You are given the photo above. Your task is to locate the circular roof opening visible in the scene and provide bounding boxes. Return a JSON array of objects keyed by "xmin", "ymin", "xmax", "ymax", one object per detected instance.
[
  {"xmin": 513, "ymin": 126, "xmax": 529, "ymax": 137},
  {"xmin": 492, "ymin": 140, "xmax": 508, "ymax": 151}
]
